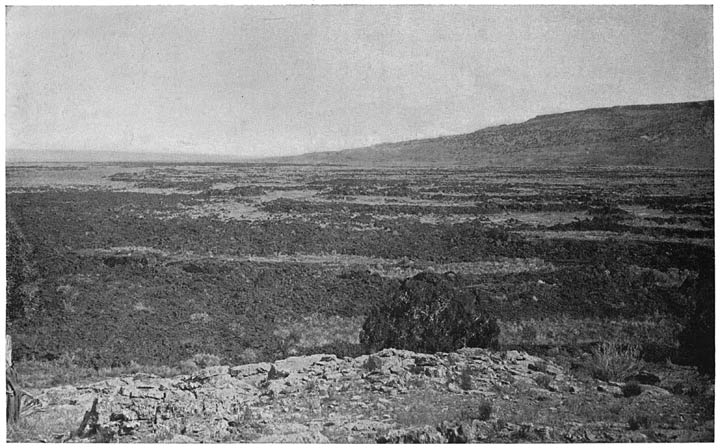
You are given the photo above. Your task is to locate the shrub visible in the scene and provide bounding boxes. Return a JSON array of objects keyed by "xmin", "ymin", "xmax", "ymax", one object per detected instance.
[
  {"xmin": 193, "ymin": 353, "xmax": 221, "ymax": 368},
  {"xmin": 621, "ymin": 381, "xmax": 642, "ymax": 398},
  {"xmin": 460, "ymin": 399, "xmax": 493, "ymax": 421},
  {"xmin": 360, "ymin": 272, "xmax": 500, "ymax": 353},
  {"xmin": 364, "ymin": 355, "xmax": 383, "ymax": 372},
  {"xmin": 459, "ymin": 366, "xmax": 474, "ymax": 390},
  {"xmin": 534, "ymin": 374, "xmax": 553, "ymax": 390},
  {"xmin": 477, "ymin": 400, "xmax": 493, "ymax": 421},
  {"xmin": 628, "ymin": 413, "xmax": 652, "ymax": 430},
  {"xmin": 238, "ymin": 348, "xmax": 259, "ymax": 364},
  {"xmin": 520, "ymin": 324, "xmax": 538, "ymax": 343},
  {"xmin": 678, "ymin": 267, "xmax": 714, "ymax": 374},
  {"xmin": 588, "ymin": 340, "xmax": 641, "ymax": 382},
  {"xmin": 180, "ymin": 353, "xmax": 222, "ymax": 372},
  {"xmin": 179, "ymin": 359, "xmax": 198, "ymax": 374}
]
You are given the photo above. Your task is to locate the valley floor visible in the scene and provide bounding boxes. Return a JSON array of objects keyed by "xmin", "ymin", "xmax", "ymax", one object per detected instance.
[{"xmin": 6, "ymin": 163, "xmax": 714, "ymax": 442}]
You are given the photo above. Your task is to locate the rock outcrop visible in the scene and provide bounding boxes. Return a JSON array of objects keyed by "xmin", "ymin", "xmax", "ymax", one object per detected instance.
[{"xmin": 17, "ymin": 348, "xmax": 713, "ymax": 443}]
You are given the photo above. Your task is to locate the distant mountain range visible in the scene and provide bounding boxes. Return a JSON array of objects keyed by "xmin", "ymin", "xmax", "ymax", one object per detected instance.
[
  {"xmin": 272, "ymin": 100, "xmax": 714, "ymax": 168},
  {"xmin": 5, "ymin": 149, "xmax": 246, "ymax": 164},
  {"xmin": 7, "ymin": 100, "xmax": 713, "ymax": 167}
]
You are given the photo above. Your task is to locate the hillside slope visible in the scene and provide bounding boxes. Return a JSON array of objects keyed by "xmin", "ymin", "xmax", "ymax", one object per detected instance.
[{"xmin": 277, "ymin": 100, "xmax": 714, "ymax": 167}]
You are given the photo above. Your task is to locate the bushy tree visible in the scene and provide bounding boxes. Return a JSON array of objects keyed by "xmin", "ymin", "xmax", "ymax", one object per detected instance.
[{"xmin": 360, "ymin": 272, "xmax": 499, "ymax": 353}]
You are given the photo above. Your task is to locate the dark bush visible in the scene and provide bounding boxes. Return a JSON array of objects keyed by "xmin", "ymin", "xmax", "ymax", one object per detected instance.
[
  {"xmin": 621, "ymin": 381, "xmax": 642, "ymax": 398},
  {"xmin": 459, "ymin": 366, "xmax": 474, "ymax": 390},
  {"xmin": 360, "ymin": 272, "xmax": 500, "ymax": 353},
  {"xmin": 458, "ymin": 399, "xmax": 493, "ymax": 422},
  {"xmin": 477, "ymin": 400, "xmax": 494, "ymax": 421},
  {"xmin": 678, "ymin": 266, "xmax": 714, "ymax": 375}
]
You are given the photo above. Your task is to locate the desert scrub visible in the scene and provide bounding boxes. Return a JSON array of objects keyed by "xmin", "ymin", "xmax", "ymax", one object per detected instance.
[
  {"xmin": 273, "ymin": 313, "xmax": 364, "ymax": 354},
  {"xmin": 459, "ymin": 366, "xmax": 474, "ymax": 390},
  {"xmin": 360, "ymin": 272, "xmax": 500, "ymax": 353},
  {"xmin": 13, "ymin": 355, "xmax": 185, "ymax": 388},
  {"xmin": 180, "ymin": 353, "xmax": 222, "ymax": 373},
  {"xmin": 238, "ymin": 348, "xmax": 259, "ymax": 364},
  {"xmin": 459, "ymin": 399, "xmax": 493, "ymax": 421},
  {"xmin": 627, "ymin": 413, "xmax": 652, "ymax": 430},
  {"xmin": 364, "ymin": 355, "xmax": 383, "ymax": 372},
  {"xmin": 497, "ymin": 315, "xmax": 682, "ymax": 351},
  {"xmin": 588, "ymin": 340, "xmax": 642, "ymax": 382},
  {"xmin": 677, "ymin": 265, "xmax": 714, "ymax": 374},
  {"xmin": 621, "ymin": 381, "xmax": 643, "ymax": 398},
  {"xmin": 534, "ymin": 374, "xmax": 554, "ymax": 390}
]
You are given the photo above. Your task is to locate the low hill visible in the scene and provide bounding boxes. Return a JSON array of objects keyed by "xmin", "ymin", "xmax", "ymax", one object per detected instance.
[{"xmin": 274, "ymin": 100, "xmax": 714, "ymax": 167}]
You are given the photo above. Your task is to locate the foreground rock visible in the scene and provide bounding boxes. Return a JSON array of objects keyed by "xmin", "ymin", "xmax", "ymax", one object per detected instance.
[{"xmin": 14, "ymin": 349, "xmax": 713, "ymax": 443}]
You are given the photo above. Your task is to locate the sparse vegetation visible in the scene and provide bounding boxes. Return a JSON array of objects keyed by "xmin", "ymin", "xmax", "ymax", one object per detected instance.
[
  {"xmin": 628, "ymin": 413, "xmax": 652, "ymax": 430},
  {"xmin": 12, "ymin": 353, "xmax": 225, "ymax": 389},
  {"xmin": 474, "ymin": 400, "xmax": 494, "ymax": 421},
  {"xmin": 180, "ymin": 353, "xmax": 222, "ymax": 372},
  {"xmin": 534, "ymin": 374, "xmax": 554, "ymax": 390},
  {"xmin": 5, "ymin": 162, "xmax": 714, "ymax": 443},
  {"xmin": 364, "ymin": 355, "xmax": 383, "ymax": 372},
  {"xmin": 588, "ymin": 340, "xmax": 642, "ymax": 382},
  {"xmin": 459, "ymin": 365, "xmax": 474, "ymax": 390}
]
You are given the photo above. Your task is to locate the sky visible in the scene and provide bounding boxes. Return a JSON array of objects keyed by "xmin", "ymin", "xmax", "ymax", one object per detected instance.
[{"xmin": 5, "ymin": 5, "xmax": 714, "ymax": 158}]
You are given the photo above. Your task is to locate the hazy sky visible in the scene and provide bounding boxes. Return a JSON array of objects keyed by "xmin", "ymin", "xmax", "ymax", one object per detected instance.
[{"xmin": 6, "ymin": 5, "xmax": 714, "ymax": 157}]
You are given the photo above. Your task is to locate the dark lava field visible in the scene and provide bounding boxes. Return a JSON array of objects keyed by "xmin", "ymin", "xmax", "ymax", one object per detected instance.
[{"xmin": 6, "ymin": 163, "xmax": 714, "ymax": 372}]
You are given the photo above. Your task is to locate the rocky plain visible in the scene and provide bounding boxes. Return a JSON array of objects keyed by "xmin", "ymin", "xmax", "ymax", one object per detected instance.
[{"xmin": 6, "ymin": 101, "xmax": 715, "ymax": 443}]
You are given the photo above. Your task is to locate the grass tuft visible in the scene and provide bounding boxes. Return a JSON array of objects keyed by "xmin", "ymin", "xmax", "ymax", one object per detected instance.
[{"xmin": 588, "ymin": 340, "xmax": 642, "ymax": 382}]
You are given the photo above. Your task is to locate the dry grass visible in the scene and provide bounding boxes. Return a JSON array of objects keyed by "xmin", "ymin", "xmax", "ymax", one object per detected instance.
[
  {"xmin": 272, "ymin": 313, "xmax": 365, "ymax": 353},
  {"xmin": 178, "ymin": 353, "xmax": 223, "ymax": 373},
  {"xmin": 13, "ymin": 353, "xmax": 220, "ymax": 389},
  {"xmin": 498, "ymin": 316, "xmax": 680, "ymax": 349},
  {"xmin": 588, "ymin": 340, "xmax": 642, "ymax": 382},
  {"xmin": 6, "ymin": 406, "xmax": 85, "ymax": 442}
]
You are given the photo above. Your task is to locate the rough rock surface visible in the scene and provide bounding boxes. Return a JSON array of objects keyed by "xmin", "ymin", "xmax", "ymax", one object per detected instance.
[{"xmin": 18, "ymin": 349, "xmax": 714, "ymax": 443}]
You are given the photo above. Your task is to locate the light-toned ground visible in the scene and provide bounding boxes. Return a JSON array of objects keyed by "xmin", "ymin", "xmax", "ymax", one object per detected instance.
[
  {"xmin": 8, "ymin": 347, "xmax": 713, "ymax": 443},
  {"xmin": 515, "ymin": 230, "xmax": 714, "ymax": 247}
]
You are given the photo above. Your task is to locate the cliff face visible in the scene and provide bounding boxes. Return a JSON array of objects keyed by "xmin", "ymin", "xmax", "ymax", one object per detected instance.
[{"xmin": 282, "ymin": 100, "xmax": 714, "ymax": 167}]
